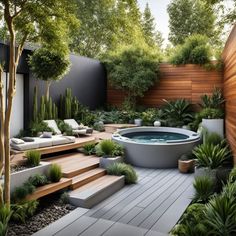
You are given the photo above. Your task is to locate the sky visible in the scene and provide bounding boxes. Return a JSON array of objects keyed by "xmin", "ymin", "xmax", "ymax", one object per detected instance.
[{"xmin": 137, "ymin": 0, "xmax": 234, "ymax": 46}]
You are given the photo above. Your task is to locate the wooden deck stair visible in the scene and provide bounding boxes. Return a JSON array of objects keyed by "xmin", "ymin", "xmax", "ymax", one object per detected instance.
[{"xmin": 44, "ymin": 152, "xmax": 125, "ymax": 208}]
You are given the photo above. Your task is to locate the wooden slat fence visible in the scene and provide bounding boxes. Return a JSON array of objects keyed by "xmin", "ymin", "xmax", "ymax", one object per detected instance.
[
  {"xmin": 107, "ymin": 63, "xmax": 223, "ymax": 108},
  {"xmin": 222, "ymin": 24, "xmax": 236, "ymax": 162}
]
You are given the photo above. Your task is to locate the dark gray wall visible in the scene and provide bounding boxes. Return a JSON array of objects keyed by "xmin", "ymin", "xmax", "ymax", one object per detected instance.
[
  {"xmin": 0, "ymin": 43, "xmax": 107, "ymax": 127},
  {"xmin": 26, "ymin": 54, "xmax": 107, "ymax": 124}
]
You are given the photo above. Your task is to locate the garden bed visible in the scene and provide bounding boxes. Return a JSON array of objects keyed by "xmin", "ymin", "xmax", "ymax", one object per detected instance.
[{"xmin": 7, "ymin": 193, "xmax": 76, "ymax": 236}]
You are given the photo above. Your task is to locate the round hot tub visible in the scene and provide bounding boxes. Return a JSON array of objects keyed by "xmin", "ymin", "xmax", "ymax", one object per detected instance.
[{"xmin": 112, "ymin": 127, "xmax": 200, "ymax": 168}]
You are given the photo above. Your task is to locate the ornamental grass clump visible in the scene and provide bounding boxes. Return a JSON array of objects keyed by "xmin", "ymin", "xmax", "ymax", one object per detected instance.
[
  {"xmin": 193, "ymin": 176, "xmax": 215, "ymax": 203},
  {"xmin": 96, "ymin": 140, "xmax": 124, "ymax": 157},
  {"xmin": 25, "ymin": 150, "xmax": 41, "ymax": 167},
  {"xmin": 83, "ymin": 143, "xmax": 96, "ymax": 155},
  {"xmin": 48, "ymin": 164, "xmax": 62, "ymax": 182},
  {"xmin": 193, "ymin": 143, "xmax": 231, "ymax": 169},
  {"xmin": 107, "ymin": 163, "xmax": 137, "ymax": 184}
]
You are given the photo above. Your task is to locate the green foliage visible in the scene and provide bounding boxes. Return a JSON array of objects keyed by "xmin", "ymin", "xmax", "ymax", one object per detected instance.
[
  {"xmin": 97, "ymin": 140, "xmax": 124, "ymax": 157},
  {"xmin": 59, "ymin": 192, "xmax": 70, "ymax": 204},
  {"xmin": 229, "ymin": 168, "xmax": 236, "ymax": 183},
  {"xmin": 25, "ymin": 150, "xmax": 41, "ymax": 167},
  {"xmin": 199, "ymin": 108, "xmax": 224, "ymax": 119},
  {"xmin": 28, "ymin": 174, "xmax": 48, "ymax": 187},
  {"xmin": 200, "ymin": 88, "xmax": 224, "ymax": 109},
  {"xmin": 29, "ymin": 47, "xmax": 70, "ymax": 84},
  {"xmin": 83, "ymin": 143, "xmax": 96, "ymax": 155},
  {"xmin": 169, "ymin": 34, "xmax": 211, "ymax": 65},
  {"xmin": 163, "ymin": 99, "xmax": 193, "ymax": 127},
  {"xmin": 171, "ymin": 203, "xmax": 207, "ymax": 236},
  {"xmin": 193, "ymin": 143, "xmax": 231, "ymax": 169},
  {"xmin": 59, "ymin": 88, "xmax": 79, "ymax": 119},
  {"xmin": 167, "ymin": 0, "xmax": 220, "ymax": 46},
  {"xmin": 193, "ymin": 176, "xmax": 215, "ymax": 203},
  {"xmin": 93, "ymin": 122, "xmax": 105, "ymax": 132},
  {"xmin": 141, "ymin": 3, "xmax": 163, "ymax": 48},
  {"xmin": 103, "ymin": 43, "xmax": 161, "ymax": 108},
  {"xmin": 0, "ymin": 205, "xmax": 12, "ymax": 236},
  {"xmin": 48, "ymin": 164, "xmax": 62, "ymax": 183},
  {"xmin": 107, "ymin": 163, "xmax": 138, "ymax": 184},
  {"xmin": 140, "ymin": 108, "xmax": 159, "ymax": 126},
  {"xmin": 12, "ymin": 182, "xmax": 36, "ymax": 203},
  {"xmin": 205, "ymin": 193, "xmax": 236, "ymax": 235},
  {"xmin": 203, "ymin": 132, "xmax": 223, "ymax": 146},
  {"xmin": 99, "ymin": 140, "xmax": 116, "ymax": 156},
  {"xmin": 11, "ymin": 200, "xmax": 39, "ymax": 223},
  {"xmin": 30, "ymin": 120, "xmax": 53, "ymax": 136},
  {"xmin": 57, "ymin": 120, "xmax": 73, "ymax": 136}
]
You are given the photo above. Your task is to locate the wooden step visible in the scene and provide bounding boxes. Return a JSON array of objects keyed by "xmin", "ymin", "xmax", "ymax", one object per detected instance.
[
  {"xmin": 26, "ymin": 178, "xmax": 72, "ymax": 200},
  {"xmin": 45, "ymin": 153, "xmax": 100, "ymax": 178},
  {"xmin": 71, "ymin": 168, "xmax": 106, "ymax": 190},
  {"xmin": 69, "ymin": 175, "xmax": 125, "ymax": 208}
]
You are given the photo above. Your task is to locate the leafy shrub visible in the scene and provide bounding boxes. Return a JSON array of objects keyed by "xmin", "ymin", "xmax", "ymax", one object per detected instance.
[
  {"xmin": 203, "ymin": 132, "xmax": 223, "ymax": 146},
  {"xmin": 229, "ymin": 168, "xmax": 236, "ymax": 183},
  {"xmin": 57, "ymin": 120, "xmax": 73, "ymax": 136},
  {"xmin": 193, "ymin": 176, "xmax": 215, "ymax": 203},
  {"xmin": 96, "ymin": 140, "xmax": 124, "ymax": 157},
  {"xmin": 0, "ymin": 204, "xmax": 12, "ymax": 236},
  {"xmin": 205, "ymin": 193, "xmax": 236, "ymax": 236},
  {"xmin": 199, "ymin": 108, "xmax": 224, "ymax": 119},
  {"xmin": 169, "ymin": 34, "xmax": 211, "ymax": 65},
  {"xmin": 30, "ymin": 121, "xmax": 53, "ymax": 136},
  {"xmin": 103, "ymin": 43, "xmax": 161, "ymax": 108},
  {"xmin": 99, "ymin": 140, "xmax": 116, "ymax": 156},
  {"xmin": 200, "ymin": 88, "xmax": 224, "ymax": 109},
  {"xmin": 107, "ymin": 163, "xmax": 137, "ymax": 184},
  {"xmin": 193, "ymin": 143, "xmax": 231, "ymax": 169},
  {"xmin": 12, "ymin": 182, "xmax": 36, "ymax": 202},
  {"xmin": 163, "ymin": 99, "xmax": 193, "ymax": 127},
  {"xmin": 11, "ymin": 200, "xmax": 39, "ymax": 223},
  {"xmin": 25, "ymin": 150, "xmax": 41, "ymax": 167},
  {"xmin": 140, "ymin": 108, "xmax": 159, "ymax": 126},
  {"xmin": 83, "ymin": 143, "xmax": 96, "ymax": 155},
  {"xmin": 48, "ymin": 164, "xmax": 62, "ymax": 182},
  {"xmin": 171, "ymin": 203, "xmax": 207, "ymax": 236},
  {"xmin": 28, "ymin": 174, "xmax": 48, "ymax": 187},
  {"xmin": 59, "ymin": 192, "xmax": 69, "ymax": 204},
  {"xmin": 93, "ymin": 122, "xmax": 105, "ymax": 132}
]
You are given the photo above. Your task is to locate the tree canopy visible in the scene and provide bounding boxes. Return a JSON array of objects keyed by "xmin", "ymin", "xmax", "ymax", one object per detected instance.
[{"xmin": 167, "ymin": 0, "xmax": 220, "ymax": 46}]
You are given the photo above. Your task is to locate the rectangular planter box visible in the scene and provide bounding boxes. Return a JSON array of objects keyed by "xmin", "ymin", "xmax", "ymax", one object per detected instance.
[{"xmin": 10, "ymin": 161, "xmax": 52, "ymax": 193}]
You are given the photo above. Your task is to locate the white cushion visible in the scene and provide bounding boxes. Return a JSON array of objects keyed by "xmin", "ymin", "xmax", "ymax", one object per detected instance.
[
  {"xmin": 63, "ymin": 136, "xmax": 76, "ymax": 143},
  {"xmin": 64, "ymin": 119, "xmax": 80, "ymax": 130},
  {"xmin": 11, "ymin": 138, "xmax": 25, "ymax": 145},
  {"xmin": 73, "ymin": 129, "xmax": 87, "ymax": 135},
  {"xmin": 10, "ymin": 142, "xmax": 39, "ymax": 151},
  {"xmin": 40, "ymin": 132, "xmax": 53, "ymax": 138},
  {"xmin": 34, "ymin": 138, "xmax": 53, "ymax": 148},
  {"xmin": 44, "ymin": 120, "xmax": 61, "ymax": 135}
]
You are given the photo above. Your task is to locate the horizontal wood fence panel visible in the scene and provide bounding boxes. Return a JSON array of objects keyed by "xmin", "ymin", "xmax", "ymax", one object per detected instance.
[
  {"xmin": 222, "ymin": 24, "xmax": 236, "ymax": 163},
  {"xmin": 107, "ymin": 63, "xmax": 223, "ymax": 108}
]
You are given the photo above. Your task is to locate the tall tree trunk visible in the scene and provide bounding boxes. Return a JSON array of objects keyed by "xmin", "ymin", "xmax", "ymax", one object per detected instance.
[
  {"xmin": 46, "ymin": 80, "xmax": 51, "ymax": 101},
  {"xmin": 4, "ymin": 20, "xmax": 16, "ymax": 207},
  {"xmin": 0, "ymin": 66, "xmax": 5, "ymax": 206}
]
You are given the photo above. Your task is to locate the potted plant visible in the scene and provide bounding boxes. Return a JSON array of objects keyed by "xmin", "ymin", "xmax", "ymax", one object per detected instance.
[
  {"xmin": 200, "ymin": 108, "xmax": 224, "ymax": 137},
  {"xmin": 178, "ymin": 153, "xmax": 195, "ymax": 173},
  {"xmin": 96, "ymin": 140, "xmax": 124, "ymax": 169},
  {"xmin": 193, "ymin": 142, "xmax": 231, "ymax": 180}
]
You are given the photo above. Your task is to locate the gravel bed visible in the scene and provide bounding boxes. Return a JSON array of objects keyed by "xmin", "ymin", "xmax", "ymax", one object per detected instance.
[
  {"xmin": 7, "ymin": 195, "xmax": 76, "ymax": 236},
  {"xmin": 11, "ymin": 165, "xmax": 29, "ymax": 173}
]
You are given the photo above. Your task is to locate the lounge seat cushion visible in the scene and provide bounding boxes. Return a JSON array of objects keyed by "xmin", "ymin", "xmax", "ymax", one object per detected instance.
[
  {"xmin": 10, "ymin": 141, "xmax": 39, "ymax": 151},
  {"xmin": 72, "ymin": 129, "xmax": 87, "ymax": 135},
  {"xmin": 44, "ymin": 120, "xmax": 61, "ymax": 135},
  {"xmin": 33, "ymin": 138, "xmax": 53, "ymax": 148},
  {"xmin": 64, "ymin": 119, "xmax": 80, "ymax": 130}
]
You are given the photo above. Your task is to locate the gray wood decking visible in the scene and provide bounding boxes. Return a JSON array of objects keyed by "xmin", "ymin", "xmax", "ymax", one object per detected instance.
[{"xmin": 34, "ymin": 168, "xmax": 194, "ymax": 236}]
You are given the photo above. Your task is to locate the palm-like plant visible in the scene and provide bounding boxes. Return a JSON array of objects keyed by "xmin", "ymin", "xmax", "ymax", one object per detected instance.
[
  {"xmin": 205, "ymin": 194, "xmax": 236, "ymax": 236},
  {"xmin": 193, "ymin": 143, "xmax": 231, "ymax": 169},
  {"xmin": 193, "ymin": 176, "xmax": 215, "ymax": 203},
  {"xmin": 163, "ymin": 99, "xmax": 193, "ymax": 126}
]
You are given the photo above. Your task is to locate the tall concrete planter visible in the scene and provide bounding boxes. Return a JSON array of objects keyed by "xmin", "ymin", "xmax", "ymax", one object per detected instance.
[
  {"xmin": 10, "ymin": 161, "xmax": 51, "ymax": 193},
  {"xmin": 202, "ymin": 118, "xmax": 224, "ymax": 137},
  {"xmin": 99, "ymin": 156, "xmax": 123, "ymax": 169}
]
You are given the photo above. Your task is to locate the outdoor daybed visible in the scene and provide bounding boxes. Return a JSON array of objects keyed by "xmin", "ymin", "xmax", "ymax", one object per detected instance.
[{"xmin": 10, "ymin": 135, "xmax": 75, "ymax": 151}]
